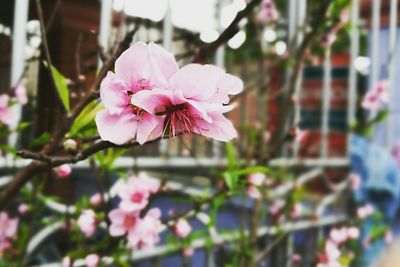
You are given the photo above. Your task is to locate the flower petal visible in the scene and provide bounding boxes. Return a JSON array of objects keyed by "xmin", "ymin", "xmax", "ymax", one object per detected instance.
[
  {"xmin": 212, "ymin": 74, "xmax": 243, "ymax": 104},
  {"xmin": 168, "ymin": 64, "xmax": 225, "ymax": 101},
  {"xmin": 100, "ymin": 72, "xmax": 130, "ymax": 115},
  {"xmin": 109, "ymin": 224, "xmax": 126, "ymax": 237},
  {"xmin": 115, "ymin": 42, "xmax": 150, "ymax": 87},
  {"xmin": 95, "ymin": 109, "xmax": 137, "ymax": 145},
  {"xmin": 193, "ymin": 113, "xmax": 238, "ymax": 141},
  {"xmin": 136, "ymin": 113, "xmax": 165, "ymax": 145},
  {"xmin": 148, "ymin": 42, "xmax": 178, "ymax": 88}
]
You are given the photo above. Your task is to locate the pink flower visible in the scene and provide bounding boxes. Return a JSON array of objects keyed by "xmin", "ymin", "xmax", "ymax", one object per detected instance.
[
  {"xmin": 62, "ymin": 256, "xmax": 71, "ymax": 267},
  {"xmin": 131, "ymin": 64, "xmax": 242, "ymax": 142},
  {"xmin": 95, "ymin": 42, "xmax": 177, "ymax": 145},
  {"xmin": 0, "ymin": 94, "xmax": 15, "ymax": 126},
  {"xmin": 357, "ymin": 204, "xmax": 374, "ymax": 219},
  {"xmin": 0, "ymin": 212, "xmax": 18, "ymax": 252},
  {"xmin": 55, "ymin": 164, "xmax": 72, "ymax": 178},
  {"xmin": 329, "ymin": 227, "xmax": 348, "ymax": 244},
  {"xmin": 117, "ymin": 173, "xmax": 160, "ymax": 212},
  {"xmin": 15, "ymin": 83, "xmax": 28, "ymax": 105},
  {"xmin": 346, "ymin": 226, "xmax": 360, "ymax": 240},
  {"xmin": 127, "ymin": 208, "xmax": 162, "ymax": 249},
  {"xmin": 90, "ymin": 193, "xmax": 103, "ymax": 208},
  {"xmin": 108, "ymin": 208, "xmax": 139, "ymax": 237},
  {"xmin": 85, "ymin": 254, "xmax": 100, "ymax": 267},
  {"xmin": 18, "ymin": 203, "xmax": 29, "ymax": 215},
  {"xmin": 349, "ymin": 173, "xmax": 361, "ymax": 190},
  {"xmin": 247, "ymin": 173, "xmax": 266, "ymax": 186},
  {"xmin": 247, "ymin": 186, "xmax": 262, "ymax": 199},
  {"xmin": 183, "ymin": 247, "xmax": 194, "ymax": 257},
  {"xmin": 384, "ymin": 230, "xmax": 393, "ymax": 244},
  {"xmin": 321, "ymin": 32, "xmax": 337, "ymax": 48},
  {"xmin": 257, "ymin": 0, "xmax": 279, "ymax": 23},
  {"xmin": 290, "ymin": 203, "xmax": 303, "ymax": 219},
  {"xmin": 324, "ymin": 240, "xmax": 341, "ymax": 263},
  {"xmin": 269, "ymin": 200, "xmax": 285, "ymax": 215},
  {"xmin": 362, "ymin": 80, "xmax": 389, "ymax": 110},
  {"xmin": 174, "ymin": 218, "xmax": 192, "ymax": 238},
  {"xmin": 292, "ymin": 254, "xmax": 302, "ymax": 262},
  {"xmin": 77, "ymin": 210, "xmax": 97, "ymax": 237}
]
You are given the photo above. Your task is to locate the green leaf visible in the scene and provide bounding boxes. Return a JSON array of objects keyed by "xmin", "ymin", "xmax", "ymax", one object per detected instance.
[
  {"xmin": 29, "ymin": 132, "xmax": 51, "ymax": 148},
  {"xmin": 43, "ymin": 61, "xmax": 70, "ymax": 112},
  {"xmin": 68, "ymin": 100, "xmax": 104, "ymax": 137},
  {"xmin": 225, "ymin": 142, "xmax": 236, "ymax": 171},
  {"xmin": 223, "ymin": 171, "xmax": 238, "ymax": 190}
]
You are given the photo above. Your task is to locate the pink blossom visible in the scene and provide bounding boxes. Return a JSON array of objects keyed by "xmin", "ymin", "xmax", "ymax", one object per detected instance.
[
  {"xmin": 362, "ymin": 80, "xmax": 389, "ymax": 110},
  {"xmin": 329, "ymin": 228, "xmax": 348, "ymax": 244},
  {"xmin": 0, "ymin": 94, "xmax": 15, "ymax": 126},
  {"xmin": 290, "ymin": 203, "xmax": 303, "ymax": 219},
  {"xmin": 321, "ymin": 32, "xmax": 337, "ymax": 48},
  {"xmin": 346, "ymin": 226, "xmax": 360, "ymax": 240},
  {"xmin": 257, "ymin": 0, "xmax": 279, "ymax": 23},
  {"xmin": 108, "ymin": 208, "xmax": 139, "ymax": 237},
  {"xmin": 0, "ymin": 212, "xmax": 18, "ymax": 252},
  {"xmin": 324, "ymin": 240, "xmax": 341, "ymax": 264},
  {"xmin": 131, "ymin": 63, "xmax": 242, "ymax": 142},
  {"xmin": 357, "ymin": 204, "xmax": 374, "ymax": 219},
  {"xmin": 247, "ymin": 186, "xmax": 262, "ymax": 199},
  {"xmin": 77, "ymin": 210, "xmax": 97, "ymax": 237},
  {"xmin": 95, "ymin": 42, "xmax": 177, "ymax": 145},
  {"xmin": 55, "ymin": 164, "xmax": 72, "ymax": 178},
  {"xmin": 117, "ymin": 173, "xmax": 160, "ymax": 212},
  {"xmin": 85, "ymin": 254, "xmax": 100, "ymax": 267},
  {"xmin": 183, "ymin": 247, "xmax": 194, "ymax": 257},
  {"xmin": 292, "ymin": 254, "xmax": 302, "ymax": 262},
  {"xmin": 62, "ymin": 256, "xmax": 71, "ymax": 267},
  {"xmin": 392, "ymin": 143, "xmax": 400, "ymax": 166},
  {"xmin": 247, "ymin": 173, "xmax": 266, "ymax": 186},
  {"xmin": 18, "ymin": 203, "xmax": 29, "ymax": 215},
  {"xmin": 174, "ymin": 218, "xmax": 192, "ymax": 238},
  {"xmin": 349, "ymin": 173, "xmax": 361, "ymax": 190},
  {"xmin": 15, "ymin": 83, "xmax": 28, "ymax": 105},
  {"xmin": 90, "ymin": 193, "xmax": 103, "ymax": 208},
  {"xmin": 127, "ymin": 208, "xmax": 162, "ymax": 249},
  {"xmin": 269, "ymin": 200, "xmax": 285, "ymax": 215},
  {"xmin": 384, "ymin": 230, "xmax": 393, "ymax": 244}
]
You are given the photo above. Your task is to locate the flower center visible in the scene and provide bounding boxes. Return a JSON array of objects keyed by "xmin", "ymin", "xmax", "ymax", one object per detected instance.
[
  {"xmin": 131, "ymin": 192, "xmax": 144, "ymax": 203},
  {"xmin": 163, "ymin": 103, "xmax": 196, "ymax": 137},
  {"xmin": 124, "ymin": 215, "xmax": 137, "ymax": 229}
]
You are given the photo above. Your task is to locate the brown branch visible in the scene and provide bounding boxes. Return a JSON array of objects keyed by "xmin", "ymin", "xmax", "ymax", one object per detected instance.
[{"xmin": 192, "ymin": 0, "xmax": 262, "ymax": 63}]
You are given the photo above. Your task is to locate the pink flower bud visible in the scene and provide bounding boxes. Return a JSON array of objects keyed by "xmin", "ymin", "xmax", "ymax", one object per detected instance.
[
  {"xmin": 55, "ymin": 164, "xmax": 72, "ymax": 178},
  {"xmin": 174, "ymin": 218, "xmax": 192, "ymax": 238},
  {"xmin": 90, "ymin": 193, "xmax": 103, "ymax": 208},
  {"xmin": 18, "ymin": 203, "xmax": 29, "ymax": 215},
  {"xmin": 85, "ymin": 254, "xmax": 100, "ymax": 267}
]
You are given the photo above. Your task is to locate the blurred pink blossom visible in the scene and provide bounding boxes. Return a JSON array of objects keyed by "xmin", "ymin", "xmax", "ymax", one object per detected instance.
[
  {"xmin": 174, "ymin": 218, "xmax": 192, "ymax": 238},
  {"xmin": 55, "ymin": 164, "xmax": 72, "ymax": 178},
  {"xmin": 117, "ymin": 173, "xmax": 160, "ymax": 212},
  {"xmin": 62, "ymin": 256, "xmax": 71, "ymax": 267},
  {"xmin": 357, "ymin": 204, "xmax": 374, "ymax": 219},
  {"xmin": 0, "ymin": 94, "xmax": 15, "ymax": 126},
  {"xmin": 257, "ymin": 0, "xmax": 279, "ymax": 23},
  {"xmin": 183, "ymin": 247, "xmax": 194, "ymax": 257},
  {"xmin": 15, "ymin": 83, "xmax": 28, "ymax": 105},
  {"xmin": 362, "ymin": 80, "xmax": 389, "ymax": 110},
  {"xmin": 247, "ymin": 173, "xmax": 266, "ymax": 186},
  {"xmin": 385, "ymin": 230, "xmax": 393, "ymax": 244},
  {"xmin": 77, "ymin": 210, "xmax": 97, "ymax": 237},
  {"xmin": 346, "ymin": 226, "xmax": 360, "ymax": 240},
  {"xmin": 85, "ymin": 254, "xmax": 100, "ymax": 267},
  {"xmin": 90, "ymin": 193, "xmax": 103, "ymax": 208},
  {"xmin": 0, "ymin": 212, "xmax": 18, "ymax": 253},
  {"xmin": 290, "ymin": 203, "xmax": 303, "ymax": 219},
  {"xmin": 269, "ymin": 200, "xmax": 285, "ymax": 215},
  {"xmin": 108, "ymin": 208, "xmax": 139, "ymax": 237},
  {"xmin": 18, "ymin": 203, "xmax": 29, "ymax": 215},
  {"xmin": 127, "ymin": 208, "xmax": 162, "ymax": 249},
  {"xmin": 247, "ymin": 186, "xmax": 262, "ymax": 199},
  {"xmin": 349, "ymin": 173, "xmax": 361, "ymax": 190},
  {"xmin": 329, "ymin": 227, "xmax": 348, "ymax": 244}
]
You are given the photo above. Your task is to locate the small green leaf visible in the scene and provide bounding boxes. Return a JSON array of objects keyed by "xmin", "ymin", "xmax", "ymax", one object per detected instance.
[
  {"xmin": 223, "ymin": 171, "xmax": 238, "ymax": 190},
  {"xmin": 43, "ymin": 61, "xmax": 70, "ymax": 112},
  {"xmin": 225, "ymin": 142, "xmax": 236, "ymax": 171},
  {"xmin": 68, "ymin": 100, "xmax": 104, "ymax": 137},
  {"xmin": 30, "ymin": 132, "xmax": 51, "ymax": 148}
]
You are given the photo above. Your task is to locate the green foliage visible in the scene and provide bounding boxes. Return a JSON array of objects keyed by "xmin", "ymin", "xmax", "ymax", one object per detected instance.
[
  {"xmin": 43, "ymin": 61, "xmax": 70, "ymax": 112},
  {"xmin": 68, "ymin": 100, "xmax": 104, "ymax": 138},
  {"xmin": 29, "ymin": 132, "xmax": 51, "ymax": 149}
]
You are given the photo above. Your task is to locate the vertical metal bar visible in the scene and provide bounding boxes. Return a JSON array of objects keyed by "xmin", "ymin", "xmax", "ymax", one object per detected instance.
[
  {"xmin": 99, "ymin": 0, "xmax": 113, "ymax": 66},
  {"xmin": 159, "ymin": 0, "xmax": 173, "ymax": 156},
  {"xmin": 386, "ymin": 0, "xmax": 398, "ymax": 148},
  {"xmin": 292, "ymin": 0, "xmax": 306, "ymax": 157},
  {"xmin": 320, "ymin": 49, "xmax": 331, "ymax": 158},
  {"xmin": 288, "ymin": 0, "xmax": 297, "ymax": 40},
  {"xmin": 369, "ymin": 0, "xmax": 381, "ymax": 119},
  {"xmin": 9, "ymin": 0, "xmax": 30, "ymax": 147},
  {"xmin": 347, "ymin": 0, "xmax": 360, "ymax": 155}
]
